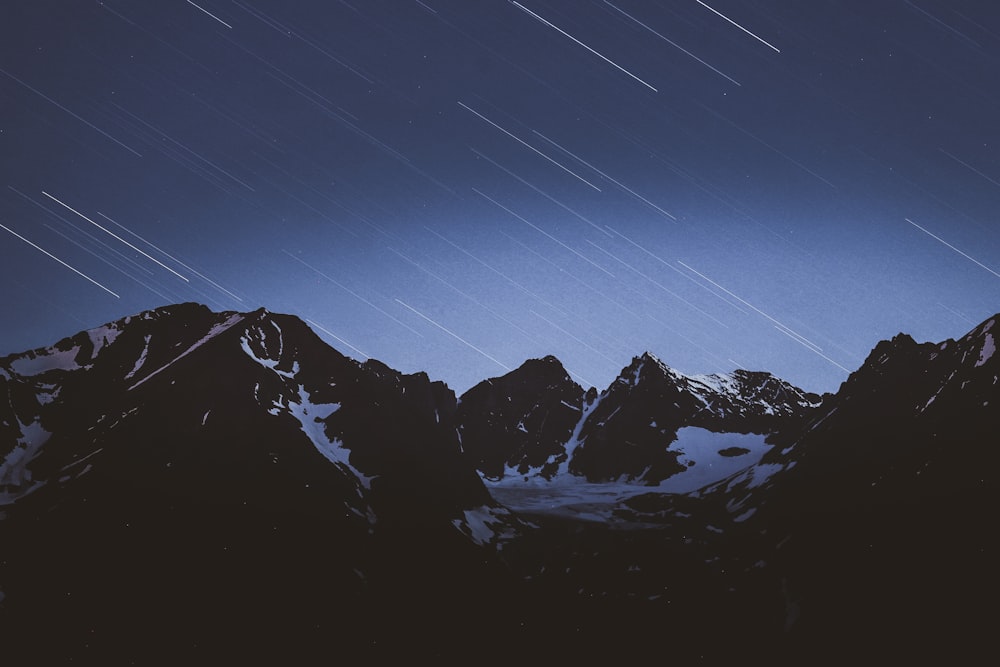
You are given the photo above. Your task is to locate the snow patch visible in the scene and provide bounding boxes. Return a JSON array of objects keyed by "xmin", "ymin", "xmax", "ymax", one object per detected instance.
[
  {"xmin": 87, "ymin": 324, "xmax": 121, "ymax": 359},
  {"xmin": 710, "ymin": 461, "xmax": 787, "ymax": 498},
  {"xmin": 975, "ymin": 333, "xmax": 995, "ymax": 368},
  {"xmin": 313, "ymin": 436, "xmax": 374, "ymax": 491},
  {"xmin": 130, "ymin": 314, "xmax": 245, "ymax": 389},
  {"xmin": 741, "ymin": 463, "xmax": 785, "ymax": 490},
  {"xmin": 452, "ymin": 505, "xmax": 519, "ymax": 548},
  {"xmin": 630, "ymin": 360, "xmax": 644, "ymax": 386},
  {"xmin": 58, "ymin": 447, "xmax": 103, "ymax": 474},
  {"xmin": 10, "ymin": 346, "xmax": 85, "ymax": 376},
  {"xmin": 240, "ymin": 322, "xmax": 299, "ymax": 378},
  {"xmin": 485, "ymin": 476, "xmax": 642, "ymax": 523},
  {"xmin": 124, "ymin": 334, "xmax": 152, "ymax": 380},
  {"xmin": 36, "ymin": 386, "xmax": 60, "ymax": 405},
  {"xmin": 489, "ymin": 427, "xmax": 775, "ymax": 521},
  {"xmin": 274, "ymin": 385, "xmax": 374, "ymax": 492},
  {"xmin": 655, "ymin": 428, "xmax": 771, "ymax": 493},
  {"xmin": 689, "ymin": 372, "xmax": 738, "ymax": 396},
  {"xmin": 555, "ymin": 392, "xmax": 603, "ymax": 475},
  {"xmin": 0, "ymin": 419, "xmax": 52, "ymax": 505},
  {"xmin": 809, "ymin": 406, "xmax": 838, "ymax": 431},
  {"xmin": 921, "ymin": 371, "xmax": 956, "ymax": 413}
]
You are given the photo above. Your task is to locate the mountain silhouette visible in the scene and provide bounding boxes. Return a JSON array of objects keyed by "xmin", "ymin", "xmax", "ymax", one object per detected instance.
[{"xmin": 1, "ymin": 303, "xmax": 995, "ymax": 662}]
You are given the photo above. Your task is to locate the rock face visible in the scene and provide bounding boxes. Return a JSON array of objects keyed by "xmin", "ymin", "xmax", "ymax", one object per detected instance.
[
  {"xmin": 457, "ymin": 350, "xmax": 823, "ymax": 484},
  {"xmin": 617, "ymin": 315, "xmax": 999, "ymax": 661},
  {"xmin": 0, "ymin": 303, "xmax": 492, "ymax": 519},
  {"xmin": 1, "ymin": 304, "xmax": 996, "ymax": 662},
  {"xmin": 0, "ymin": 304, "xmax": 511, "ymax": 661},
  {"xmin": 758, "ymin": 316, "xmax": 999, "ymax": 656},
  {"xmin": 456, "ymin": 355, "xmax": 584, "ymax": 479},
  {"xmin": 568, "ymin": 353, "xmax": 823, "ymax": 483}
]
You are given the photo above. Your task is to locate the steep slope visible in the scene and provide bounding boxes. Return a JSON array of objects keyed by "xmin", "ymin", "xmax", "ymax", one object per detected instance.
[
  {"xmin": 762, "ymin": 314, "xmax": 999, "ymax": 658},
  {"xmin": 455, "ymin": 355, "xmax": 585, "ymax": 479},
  {"xmin": 0, "ymin": 303, "xmax": 516, "ymax": 661},
  {"xmin": 0, "ymin": 303, "xmax": 495, "ymax": 520},
  {"xmin": 569, "ymin": 352, "xmax": 823, "ymax": 483},
  {"xmin": 683, "ymin": 313, "xmax": 1000, "ymax": 521},
  {"xmin": 2, "ymin": 303, "xmax": 995, "ymax": 662},
  {"xmin": 459, "ymin": 350, "xmax": 823, "ymax": 488},
  {"xmin": 616, "ymin": 313, "xmax": 1000, "ymax": 661}
]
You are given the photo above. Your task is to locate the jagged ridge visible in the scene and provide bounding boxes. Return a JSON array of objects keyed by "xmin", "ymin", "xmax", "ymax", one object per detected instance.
[{"xmin": 0, "ymin": 303, "xmax": 996, "ymax": 663}]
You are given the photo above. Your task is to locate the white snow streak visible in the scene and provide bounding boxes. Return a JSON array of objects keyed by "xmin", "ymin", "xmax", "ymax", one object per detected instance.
[
  {"xmin": 556, "ymin": 392, "xmax": 603, "ymax": 476},
  {"xmin": 124, "ymin": 334, "xmax": 152, "ymax": 380},
  {"xmin": 975, "ymin": 333, "xmax": 995, "ymax": 368},
  {"xmin": 240, "ymin": 329, "xmax": 298, "ymax": 378},
  {"xmin": 277, "ymin": 385, "xmax": 375, "ymax": 492},
  {"xmin": 129, "ymin": 313, "xmax": 244, "ymax": 389}
]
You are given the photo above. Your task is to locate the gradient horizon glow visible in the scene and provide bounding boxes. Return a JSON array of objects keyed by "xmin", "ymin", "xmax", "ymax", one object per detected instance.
[{"xmin": 2, "ymin": 1, "xmax": 999, "ymax": 395}]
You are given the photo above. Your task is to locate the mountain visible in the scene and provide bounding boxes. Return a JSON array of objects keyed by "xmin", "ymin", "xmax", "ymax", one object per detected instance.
[
  {"xmin": 455, "ymin": 355, "xmax": 587, "ymax": 479},
  {"xmin": 0, "ymin": 303, "xmax": 497, "ymax": 519},
  {"xmin": 616, "ymin": 313, "xmax": 999, "ymax": 661},
  {"xmin": 459, "ymin": 349, "xmax": 823, "ymax": 487},
  {"xmin": 0, "ymin": 304, "xmax": 519, "ymax": 661},
  {"xmin": 1, "ymin": 303, "xmax": 996, "ymax": 662},
  {"xmin": 763, "ymin": 315, "xmax": 998, "ymax": 658}
]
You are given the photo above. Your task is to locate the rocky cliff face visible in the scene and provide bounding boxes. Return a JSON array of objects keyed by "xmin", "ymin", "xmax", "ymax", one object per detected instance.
[
  {"xmin": 457, "ymin": 350, "xmax": 823, "ymax": 485},
  {"xmin": 0, "ymin": 303, "xmax": 495, "ymax": 521},
  {"xmin": 0, "ymin": 304, "xmax": 515, "ymax": 662},
  {"xmin": 455, "ymin": 355, "xmax": 584, "ymax": 479},
  {"xmin": 613, "ymin": 315, "xmax": 999, "ymax": 661}
]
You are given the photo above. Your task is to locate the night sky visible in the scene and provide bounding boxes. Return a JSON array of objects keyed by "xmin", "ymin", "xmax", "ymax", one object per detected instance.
[{"xmin": 2, "ymin": 1, "xmax": 999, "ymax": 396}]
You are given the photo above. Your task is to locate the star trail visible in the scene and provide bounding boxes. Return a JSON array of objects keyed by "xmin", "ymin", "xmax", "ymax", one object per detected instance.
[{"xmin": 2, "ymin": 1, "xmax": 999, "ymax": 395}]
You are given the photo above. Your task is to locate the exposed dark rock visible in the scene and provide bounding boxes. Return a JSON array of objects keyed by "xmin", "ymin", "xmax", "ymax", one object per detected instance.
[{"xmin": 455, "ymin": 355, "xmax": 583, "ymax": 479}]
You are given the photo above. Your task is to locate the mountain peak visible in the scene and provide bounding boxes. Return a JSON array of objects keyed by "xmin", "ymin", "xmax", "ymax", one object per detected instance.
[
  {"xmin": 133, "ymin": 301, "xmax": 214, "ymax": 321},
  {"xmin": 616, "ymin": 352, "xmax": 678, "ymax": 388},
  {"xmin": 638, "ymin": 350, "xmax": 661, "ymax": 364},
  {"xmin": 460, "ymin": 355, "xmax": 577, "ymax": 402},
  {"xmin": 521, "ymin": 354, "xmax": 572, "ymax": 378},
  {"xmin": 455, "ymin": 354, "xmax": 584, "ymax": 480},
  {"xmin": 890, "ymin": 332, "xmax": 917, "ymax": 346}
]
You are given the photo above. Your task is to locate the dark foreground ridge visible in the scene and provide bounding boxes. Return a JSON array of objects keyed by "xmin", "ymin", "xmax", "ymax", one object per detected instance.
[{"xmin": 1, "ymin": 303, "xmax": 996, "ymax": 662}]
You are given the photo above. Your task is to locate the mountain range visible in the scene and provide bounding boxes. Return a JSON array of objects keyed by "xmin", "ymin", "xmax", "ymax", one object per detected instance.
[{"xmin": 1, "ymin": 303, "xmax": 995, "ymax": 662}]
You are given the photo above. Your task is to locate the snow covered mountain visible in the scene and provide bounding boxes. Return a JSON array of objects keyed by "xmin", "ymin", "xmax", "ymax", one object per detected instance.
[
  {"xmin": 613, "ymin": 313, "xmax": 999, "ymax": 660},
  {"xmin": 0, "ymin": 304, "xmax": 519, "ymax": 661},
  {"xmin": 1, "ymin": 303, "xmax": 995, "ymax": 662},
  {"xmin": 458, "ymin": 349, "xmax": 823, "ymax": 486},
  {"xmin": 0, "ymin": 303, "xmax": 495, "ymax": 519}
]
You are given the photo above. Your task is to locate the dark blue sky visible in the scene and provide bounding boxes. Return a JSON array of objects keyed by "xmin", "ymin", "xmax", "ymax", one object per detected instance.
[{"xmin": 2, "ymin": 0, "xmax": 999, "ymax": 395}]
